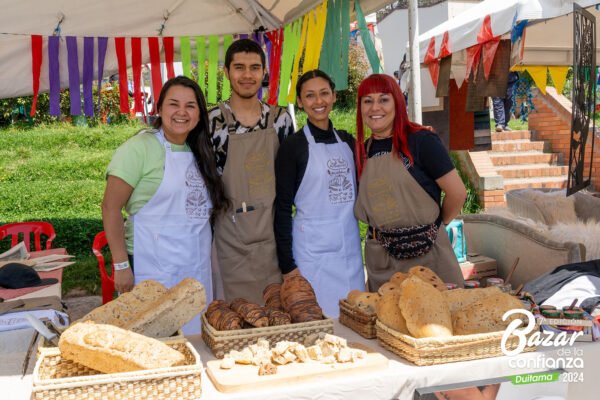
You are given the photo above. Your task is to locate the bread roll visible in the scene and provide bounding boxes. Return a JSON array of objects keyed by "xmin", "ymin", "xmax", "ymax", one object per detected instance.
[
  {"xmin": 408, "ymin": 266, "xmax": 447, "ymax": 291},
  {"xmin": 443, "ymin": 287, "xmax": 502, "ymax": 313},
  {"xmin": 347, "ymin": 289, "xmax": 363, "ymax": 306},
  {"xmin": 453, "ymin": 292, "xmax": 525, "ymax": 335},
  {"xmin": 377, "ymin": 282, "xmax": 400, "ymax": 296},
  {"xmin": 389, "ymin": 272, "xmax": 408, "ymax": 286},
  {"xmin": 59, "ymin": 321, "xmax": 185, "ymax": 374},
  {"xmin": 125, "ymin": 278, "xmax": 206, "ymax": 337},
  {"xmin": 376, "ymin": 290, "xmax": 408, "ymax": 334},
  {"xmin": 354, "ymin": 292, "xmax": 380, "ymax": 314},
  {"xmin": 80, "ymin": 280, "xmax": 167, "ymax": 327},
  {"xmin": 399, "ymin": 276, "xmax": 453, "ymax": 338}
]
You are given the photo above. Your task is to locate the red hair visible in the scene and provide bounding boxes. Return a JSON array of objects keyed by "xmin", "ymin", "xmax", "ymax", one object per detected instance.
[{"xmin": 355, "ymin": 74, "xmax": 430, "ymax": 177}]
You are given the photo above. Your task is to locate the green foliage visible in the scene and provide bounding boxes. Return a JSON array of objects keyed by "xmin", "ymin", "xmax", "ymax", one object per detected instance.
[
  {"xmin": 0, "ymin": 84, "xmax": 135, "ymax": 127},
  {"xmin": 295, "ymin": 107, "xmax": 357, "ymax": 134},
  {"xmin": 450, "ymin": 152, "xmax": 482, "ymax": 215}
]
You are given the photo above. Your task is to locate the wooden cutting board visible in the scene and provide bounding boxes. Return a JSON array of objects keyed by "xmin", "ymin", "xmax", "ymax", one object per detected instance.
[{"xmin": 206, "ymin": 343, "xmax": 388, "ymax": 393}]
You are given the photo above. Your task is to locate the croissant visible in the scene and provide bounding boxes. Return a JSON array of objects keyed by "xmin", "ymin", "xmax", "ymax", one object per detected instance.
[
  {"xmin": 263, "ymin": 283, "xmax": 283, "ymax": 311},
  {"xmin": 206, "ymin": 300, "xmax": 243, "ymax": 330},
  {"xmin": 230, "ymin": 298, "xmax": 269, "ymax": 328},
  {"xmin": 267, "ymin": 308, "xmax": 292, "ymax": 326},
  {"xmin": 280, "ymin": 275, "xmax": 324, "ymax": 322}
]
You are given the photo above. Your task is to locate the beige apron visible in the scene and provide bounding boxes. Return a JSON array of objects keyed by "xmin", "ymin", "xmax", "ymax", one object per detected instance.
[
  {"xmin": 354, "ymin": 146, "xmax": 464, "ymax": 292},
  {"xmin": 213, "ymin": 104, "xmax": 282, "ymax": 303}
]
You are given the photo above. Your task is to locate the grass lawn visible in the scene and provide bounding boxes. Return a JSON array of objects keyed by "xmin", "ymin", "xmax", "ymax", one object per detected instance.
[{"xmin": 0, "ymin": 121, "xmax": 142, "ymax": 295}]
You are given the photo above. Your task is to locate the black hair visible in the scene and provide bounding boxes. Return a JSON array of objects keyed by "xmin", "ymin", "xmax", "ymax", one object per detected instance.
[
  {"xmin": 295, "ymin": 69, "xmax": 336, "ymax": 98},
  {"xmin": 153, "ymin": 76, "xmax": 228, "ymax": 215},
  {"xmin": 224, "ymin": 39, "xmax": 266, "ymax": 70}
]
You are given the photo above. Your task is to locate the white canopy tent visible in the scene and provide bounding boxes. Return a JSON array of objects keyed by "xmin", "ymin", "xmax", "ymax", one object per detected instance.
[
  {"xmin": 417, "ymin": 0, "xmax": 600, "ymax": 63},
  {"xmin": 0, "ymin": 0, "xmax": 392, "ymax": 99}
]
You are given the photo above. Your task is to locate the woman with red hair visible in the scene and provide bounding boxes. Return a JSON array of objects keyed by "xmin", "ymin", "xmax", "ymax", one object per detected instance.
[{"xmin": 354, "ymin": 74, "xmax": 466, "ymax": 291}]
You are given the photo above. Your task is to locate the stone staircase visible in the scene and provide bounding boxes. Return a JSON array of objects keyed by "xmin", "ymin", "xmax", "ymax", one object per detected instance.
[{"xmin": 489, "ymin": 130, "xmax": 568, "ymax": 191}]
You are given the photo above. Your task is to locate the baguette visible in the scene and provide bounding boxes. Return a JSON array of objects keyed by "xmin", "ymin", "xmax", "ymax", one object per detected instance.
[
  {"xmin": 125, "ymin": 278, "xmax": 206, "ymax": 337},
  {"xmin": 80, "ymin": 280, "xmax": 167, "ymax": 327},
  {"xmin": 58, "ymin": 321, "xmax": 185, "ymax": 374}
]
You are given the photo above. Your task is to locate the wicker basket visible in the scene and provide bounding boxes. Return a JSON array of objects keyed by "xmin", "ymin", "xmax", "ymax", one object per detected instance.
[
  {"xmin": 376, "ymin": 320, "xmax": 537, "ymax": 366},
  {"xmin": 31, "ymin": 339, "xmax": 202, "ymax": 400},
  {"xmin": 37, "ymin": 330, "xmax": 185, "ymax": 353},
  {"xmin": 339, "ymin": 299, "xmax": 377, "ymax": 339},
  {"xmin": 201, "ymin": 312, "xmax": 334, "ymax": 358}
]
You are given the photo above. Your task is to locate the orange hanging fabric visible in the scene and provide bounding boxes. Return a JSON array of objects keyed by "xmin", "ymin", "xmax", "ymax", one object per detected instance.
[
  {"xmin": 30, "ymin": 35, "xmax": 43, "ymax": 116},
  {"xmin": 465, "ymin": 15, "xmax": 500, "ymax": 81},
  {"xmin": 423, "ymin": 37, "xmax": 439, "ymax": 88},
  {"xmin": 163, "ymin": 37, "xmax": 175, "ymax": 80},
  {"xmin": 424, "ymin": 32, "xmax": 451, "ymax": 88}
]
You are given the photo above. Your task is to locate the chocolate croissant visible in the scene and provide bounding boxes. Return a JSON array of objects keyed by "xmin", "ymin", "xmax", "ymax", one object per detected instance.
[
  {"xmin": 206, "ymin": 300, "xmax": 243, "ymax": 331},
  {"xmin": 230, "ymin": 298, "xmax": 269, "ymax": 328}
]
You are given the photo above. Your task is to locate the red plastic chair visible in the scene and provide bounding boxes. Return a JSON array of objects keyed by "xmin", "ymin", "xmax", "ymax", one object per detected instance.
[
  {"xmin": 92, "ymin": 231, "xmax": 115, "ymax": 304},
  {"xmin": 0, "ymin": 221, "xmax": 56, "ymax": 252}
]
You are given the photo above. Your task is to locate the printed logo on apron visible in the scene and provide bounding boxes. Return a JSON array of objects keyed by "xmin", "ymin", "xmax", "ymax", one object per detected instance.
[
  {"xmin": 244, "ymin": 149, "xmax": 274, "ymax": 199},
  {"xmin": 185, "ymin": 162, "xmax": 210, "ymax": 219},
  {"xmin": 327, "ymin": 157, "xmax": 353, "ymax": 204},
  {"xmin": 367, "ymin": 177, "xmax": 402, "ymax": 225}
]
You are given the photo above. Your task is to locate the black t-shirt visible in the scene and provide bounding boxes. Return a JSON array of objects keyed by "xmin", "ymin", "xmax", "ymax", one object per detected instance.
[
  {"xmin": 366, "ymin": 130, "xmax": 454, "ymax": 205},
  {"xmin": 274, "ymin": 120, "xmax": 355, "ymax": 274}
]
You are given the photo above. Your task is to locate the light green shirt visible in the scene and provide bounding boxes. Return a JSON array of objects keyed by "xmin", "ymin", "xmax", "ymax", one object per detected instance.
[{"xmin": 106, "ymin": 130, "xmax": 190, "ymax": 253}]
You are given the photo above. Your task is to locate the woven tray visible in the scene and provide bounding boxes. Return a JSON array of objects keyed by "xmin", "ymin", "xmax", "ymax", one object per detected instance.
[
  {"xmin": 201, "ymin": 312, "xmax": 334, "ymax": 358},
  {"xmin": 32, "ymin": 339, "xmax": 202, "ymax": 400},
  {"xmin": 339, "ymin": 299, "xmax": 377, "ymax": 339},
  {"xmin": 376, "ymin": 320, "xmax": 537, "ymax": 366}
]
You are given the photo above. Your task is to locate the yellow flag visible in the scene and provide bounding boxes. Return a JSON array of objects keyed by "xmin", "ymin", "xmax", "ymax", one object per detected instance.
[
  {"xmin": 548, "ymin": 66, "xmax": 569, "ymax": 95},
  {"xmin": 525, "ymin": 66, "xmax": 548, "ymax": 95},
  {"xmin": 304, "ymin": 0, "xmax": 328, "ymax": 70}
]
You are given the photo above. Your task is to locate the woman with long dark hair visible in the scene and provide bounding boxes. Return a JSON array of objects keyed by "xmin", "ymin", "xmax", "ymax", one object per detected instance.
[
  {"xmin": 275, "ymin": 70, "xmax": 364, "ymax": 317},
  {"xmin": 102, "ymin": 76, "xmax": 227, "ymax": 334},
  {"xmin": 354, "ymin": 74, "xmax": 466, "ymax": 291}
]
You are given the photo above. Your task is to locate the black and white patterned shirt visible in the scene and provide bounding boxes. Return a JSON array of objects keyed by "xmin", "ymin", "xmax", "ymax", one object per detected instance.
[{"xmin": 208, "ymin": 100, "xmax": 295, "ymax": 175}]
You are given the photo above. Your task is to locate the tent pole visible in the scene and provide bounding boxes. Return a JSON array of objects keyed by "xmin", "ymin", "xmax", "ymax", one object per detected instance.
[
  {"xmin": 408, "ymin": 0, "xmax": 422, "ymax": 124},
  {"xmin": 288, "ymin": 103, "xmax": 297, "ymax": 132}
]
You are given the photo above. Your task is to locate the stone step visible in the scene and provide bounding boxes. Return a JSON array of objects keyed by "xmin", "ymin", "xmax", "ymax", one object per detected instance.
[
  {"xmin": 491, "ymin": 140, "xmax": 546, "ymax": 152},
  {"xmin": 490, "ymin": 130, "xmax": 531, "ymax": 141},
  {"xmin": 495, "ymin": 164, "xmax": 569, "ymax": 179},
  {"xmin": 489, "ymin": 151, "xmax": 561, "ymax": 166},
  {"xmin": 503, "ymin": 176, "xmax": 568, "ymax": 191}
]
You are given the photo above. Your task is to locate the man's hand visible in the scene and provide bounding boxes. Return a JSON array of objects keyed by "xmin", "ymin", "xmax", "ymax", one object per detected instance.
[{"xmin": 283, "ymin": 268, "xmax": 301, "ymax": 280}]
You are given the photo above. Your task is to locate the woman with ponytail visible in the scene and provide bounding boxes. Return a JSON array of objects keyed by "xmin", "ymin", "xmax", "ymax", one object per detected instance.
[
  {"xmin": 102, "ymin": 76, "xmax": 227, "ymax": 334},
  {"xmin": 354, "ymin": 74, "xmax": 466, "ymax": 291}
]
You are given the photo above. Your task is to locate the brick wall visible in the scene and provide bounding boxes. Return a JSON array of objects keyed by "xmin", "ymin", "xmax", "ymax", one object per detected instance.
[{"xmin": 529, "ymin": 87, "xmax": 600, "ymax": 191}]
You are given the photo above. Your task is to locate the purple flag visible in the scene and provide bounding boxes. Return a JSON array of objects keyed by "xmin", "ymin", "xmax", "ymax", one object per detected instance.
[
  {"xmin": 66, "ymin": 36, "xmax": 81, "ymax": 115},
  {"xmin": 48, "ymin": 36, "xmax": 60, "ymax": 116},
  {"xmin": 83, "ymin": 37, "xmax": 94, "ymax": 117},
  {"xmin": 96, "ymin": 37, "xmax": 108, "ymax": 113}
]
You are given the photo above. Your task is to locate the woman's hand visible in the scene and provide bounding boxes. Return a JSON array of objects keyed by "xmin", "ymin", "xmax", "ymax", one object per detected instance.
[
  {"xmin": 283, "ymin": 268, "xmax": 301, "ymax": 280},
  {"xmin": 114, "ymin": 268, "xmax": 134, "ymax": 293},
  {"xmin": 436, "ymin": 169, "xmax": 467, "ymax": 225}
]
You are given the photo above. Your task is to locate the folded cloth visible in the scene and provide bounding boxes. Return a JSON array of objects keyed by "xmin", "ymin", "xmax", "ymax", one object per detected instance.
[{"xmin": 0, "ymin": 309, "xmax": 69, "ymax": 332}]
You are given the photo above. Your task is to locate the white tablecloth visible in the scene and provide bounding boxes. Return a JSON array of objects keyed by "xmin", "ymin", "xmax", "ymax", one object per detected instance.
[{"xmin": 2, "ymin": 321, "xmax": 597, "ymax": 400}]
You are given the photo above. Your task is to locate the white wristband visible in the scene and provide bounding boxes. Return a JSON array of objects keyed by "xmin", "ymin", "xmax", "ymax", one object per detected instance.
[{"xmin": 114, "ymin": 261, "xmax": 131, "ymax": 271}]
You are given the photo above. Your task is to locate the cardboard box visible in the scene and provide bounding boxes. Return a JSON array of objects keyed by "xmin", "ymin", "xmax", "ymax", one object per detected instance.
[
  {"xmin": 539, "ymin": 317, "xmax": 595, "ymax": 342},
  {"xmin": 459, "ymin": 253, "xmax": 497, "ymax": 280}
]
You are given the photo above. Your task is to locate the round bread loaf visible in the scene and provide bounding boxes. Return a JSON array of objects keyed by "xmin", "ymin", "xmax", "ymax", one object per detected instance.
[
  {"xmin": 408, "ymin": 266, "xmax": 447, "ymax": 291},
  {"xmin": 376, "ymin": 290, "xmax": 408, "ymax": 334},
  {"xmin": 399, "ymin": 276, "xmax": 453, "ymax": 338}
]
